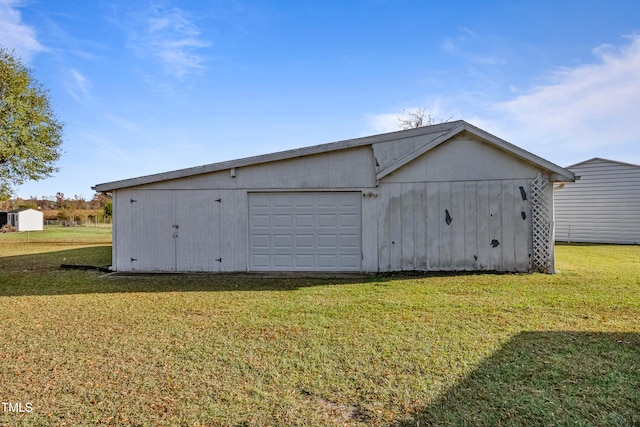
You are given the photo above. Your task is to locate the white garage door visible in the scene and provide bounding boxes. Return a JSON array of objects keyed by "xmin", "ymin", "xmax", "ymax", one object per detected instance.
[{"xmin": 249, "ymin": 192, "xmax": 362, "ymax": 271}]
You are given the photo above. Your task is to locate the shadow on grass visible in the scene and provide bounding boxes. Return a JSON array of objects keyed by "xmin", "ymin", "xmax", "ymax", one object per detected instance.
[
  {"xmin": 399, "ymin": 331, "xmax": 640, "ymax": 426},
  {"xmin": 0, "ymin": 246, "xmax": 392, "ymax": 296},
  {"xmin": 1, "ymin": 246, "xmax": 520, "ymax": 297}
]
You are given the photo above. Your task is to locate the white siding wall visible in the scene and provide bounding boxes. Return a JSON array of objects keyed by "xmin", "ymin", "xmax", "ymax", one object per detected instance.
[
  {"xmin": 555, "ymin": 159, "xmax": 640, "ymax": 244},
  {"xmin": 377, "ymin": 180, "xmax": 532, "ymax": 272},
  {"xmin": 11, "ymin": 209, "xmax": 43, "ymax": 231},
  {"xmin": 135, "ymin": 146, "xmax": 376, "ymax": 191},
  {"xmin": 376, "ymin": 136, "xmax": 539, "ymax": 272}
]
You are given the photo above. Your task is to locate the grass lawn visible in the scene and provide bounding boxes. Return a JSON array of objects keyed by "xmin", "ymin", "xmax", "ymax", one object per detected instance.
[{"xmin": 0, "ymin": 228, "xmax": 638, "ymax": 426}]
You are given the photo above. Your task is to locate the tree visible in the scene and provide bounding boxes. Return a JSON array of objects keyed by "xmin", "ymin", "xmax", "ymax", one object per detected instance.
[
  {"xmin": 397, "ymin": 107, "xmax": 451, "ymax": 130},
  {"xmin": 104, "ymin": 201, "xmax": 112, "ymax": 219},
  {"xmin": 0, "ymin": 47, "xmax": 63, "ymax": 200}
]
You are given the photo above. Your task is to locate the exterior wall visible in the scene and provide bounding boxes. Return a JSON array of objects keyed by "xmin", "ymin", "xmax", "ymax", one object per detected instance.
[
  {"xmin": 377, "ymin": 180, "xmax": 532, "ymax": 272},
  {"xmin": 372, "ymin": 130, "xmax": 449, "ymax": 172},
  {"xmin": 381, "ymin": 136, "xmax": 540, "ymax": 182},
  {"xmin": 111, "ymin": 148, "xmax": 379, "ymax": 272},
  {"xmin": 377, "ymin": 137, "xmax": 541, "ymax": 272},
  {"xmin": 134, "ymin": 146, "xmax": 376, "ymax": 190},
  {"xmin": 555, "ymin": 159, "xmax": 640, "ymax": 244}
]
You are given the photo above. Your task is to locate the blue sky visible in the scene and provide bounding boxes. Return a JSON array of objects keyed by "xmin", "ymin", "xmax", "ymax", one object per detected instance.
[{"xmin": 3, "ymin": 0, "xmax": 640, "ymax": 199}]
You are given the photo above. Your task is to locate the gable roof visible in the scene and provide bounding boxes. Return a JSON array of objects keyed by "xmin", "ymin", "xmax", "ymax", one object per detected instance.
[
  {"xmin": 93, "ymin": 120, "xmax": 574, "ymax": 192},
  {"xmin": 8, "ymin": 208, "xmax": 40, "ymax": 214},
  {"xmin": 566, "ymin": 157, "xmax": 640, "ymax": 170}
]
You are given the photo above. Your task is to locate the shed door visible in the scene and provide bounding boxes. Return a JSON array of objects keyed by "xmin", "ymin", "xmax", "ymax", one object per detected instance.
[
  {"xmin": 249, "ymin": 192, "xmax": 362, "ymax": 271},
  {"xmin": 128, "ymin": 190, "xmax": 221, "ymax": 272}
]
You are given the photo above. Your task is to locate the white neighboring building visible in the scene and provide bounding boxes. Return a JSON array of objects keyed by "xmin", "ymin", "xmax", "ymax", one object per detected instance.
[
  {"xmin": 555, "ymin": 158, "xmax": 640, "ymax": 244},
  {"xmin": 7, "ymin": 208, "xmax": 44, "ymax": 231}
]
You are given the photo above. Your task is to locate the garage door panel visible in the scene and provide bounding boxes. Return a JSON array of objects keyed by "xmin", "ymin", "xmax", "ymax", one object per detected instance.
[
  {"xmin": 273, "ymin": 234, "xmax": 293, "ymax": 248},
  {"xmin": 294, "ymin": 194, "xmax": 314, "ymax": 208},
  {"xmin": 251, "ymin": 254, "xmax": 270, "ymax": 268},
  {"xmin": 273, "ymin": 194, "xmax": 293, "ymax": 207},
  {"xmin": 295, "ymin": 254, "xmax": 314, "ymax": 268},
  {"xmin": 296, "ymin": 214, "xmax": 314, "ymax": 227},
  {"xmin": 274, "ymin": 214, "xmax": 292, "ymax": 227},
  {"xmin": 295, "ymin": 234, "xmax": 314, "ymax": 248},
  {"xmin": 340, "ymin": 255, "xmax": 361, "ymax": 269},
  {"xmin": 251, "ymin": 234, "xmax": 270, "ymax": 248},
  {"xmin": 252, "ymin": 214, "xmax": 270, "ymax": 227},
  {"xmin": 318, "ymin": 234, "xmax": 337, "ymax": 248},
  {"xmin": 274, "ymin": 254, "xmax": 293, "ymax": 268},
  {"xmin": 340, "ymin": 234, "xmax": 360, "ymax": 248},
  {"xmin": 249, "ymin": 192, "xmax": 362, "ymax": 271},
  {"xmin": 340, "ymin": 213, "xmax": 360, "ymax": 227},
  {"xmin": 317, "ymin": 214, "xmax": 337, "ymax": 227},
  {"xmin": 315, "ymin": 193, "xmax": 338, "ymax": 207}
]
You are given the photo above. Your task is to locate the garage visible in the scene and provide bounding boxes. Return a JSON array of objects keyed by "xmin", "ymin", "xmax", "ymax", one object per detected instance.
[
  {"xmin": 248, "ymin": 192, "xmax": 361, "ymax": 271},
  {"xmin": 94, "ymin": 120, "xmax": 574, "ymax": 273}
]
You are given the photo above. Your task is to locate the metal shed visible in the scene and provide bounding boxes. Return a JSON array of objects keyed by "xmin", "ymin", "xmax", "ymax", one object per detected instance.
[
  {"xmin": 555, "ymin": 158, "xmax": 640, "ymax": 244},
  {"xmin": 93, "ymin": 121, "xmax": 574, "ymax": 273},
  {"xmin": 7, "ymin": 208, "xmax": 44, "ymax": 231}
]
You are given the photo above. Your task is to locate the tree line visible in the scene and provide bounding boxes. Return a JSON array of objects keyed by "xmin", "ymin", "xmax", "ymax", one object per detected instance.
[{"xmin": 1, "ymin": 192, "xmax": 112, "ymax": 224}]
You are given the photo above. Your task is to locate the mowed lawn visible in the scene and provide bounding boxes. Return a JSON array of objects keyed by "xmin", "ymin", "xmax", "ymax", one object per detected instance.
[{"xmin": 0, "ymin": 228, "xmax": 639, "ymax": 426}]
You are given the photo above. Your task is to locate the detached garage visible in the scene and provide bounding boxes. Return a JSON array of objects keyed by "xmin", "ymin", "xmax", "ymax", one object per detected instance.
[
  {"xmin": 555, "ymin": 158, "xmax": 640, "ymax": 244},
  {"xmin": 93, "ymin": 121, "xmax": 574, "ymax": 273}
]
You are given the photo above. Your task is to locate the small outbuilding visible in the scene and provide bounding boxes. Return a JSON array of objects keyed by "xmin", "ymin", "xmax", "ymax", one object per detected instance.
[
  {"xmin": 94, "ymin": 121, "xmax": 574, "ymax": 274},
  {"xmin": 7, "ymin": 208, "xmax": 44, "ymax": 231},
  {"xmin": 555, "ymin": 158, "xmax": 640, "ymax": 244}
]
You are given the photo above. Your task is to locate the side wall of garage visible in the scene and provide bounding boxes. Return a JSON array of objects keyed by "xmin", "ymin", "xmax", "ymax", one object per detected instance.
[{"xmin": 377, "ymin": 135, "xmax": 543, "ymax": 272}]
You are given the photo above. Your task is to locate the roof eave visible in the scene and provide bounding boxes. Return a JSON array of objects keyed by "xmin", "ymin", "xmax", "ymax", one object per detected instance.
[{"xmin": 92, "ymin": 121, "xmax": 465, "ymax": 192}]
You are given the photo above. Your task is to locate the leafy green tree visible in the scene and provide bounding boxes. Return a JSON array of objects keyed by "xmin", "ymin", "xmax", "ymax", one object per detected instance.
[
  {"xmin": 104, "ymin": 201, "xmax": 112, "ymax": 219},
  {"xmin": 0, "ymin": 47, "xmax": 63, "ymax": 200}
]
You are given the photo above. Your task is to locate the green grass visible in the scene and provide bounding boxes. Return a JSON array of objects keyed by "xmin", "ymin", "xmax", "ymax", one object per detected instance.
[
  {"xmin": 0, "ymin": 224, "xmax": 112, "ymax": 244},
  {"xmin": 0, "ymin": 230, "xmax": 638, "ymax": 426}
]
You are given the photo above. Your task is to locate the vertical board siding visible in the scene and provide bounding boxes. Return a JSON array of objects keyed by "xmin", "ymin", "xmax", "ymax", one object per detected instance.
[
  {"xmin": 463, "ymin": 182, "xmax": 478, "ymax": 269},
  {"xmin": 130, "ymin": 190, "xmax": 177, "ymax": 271},
  {"xmin": 175, "ymin": 191, "xmax": 221, "ymax": 272},
  {"xmin": 377, "ymin": 184, "xmax": 391, "ymax": 271},
  {"xmin": 451, "ymin": 182, "xmax": 466, "ymax": 269},
  {"xmin": 378, "ymin": 179, "xmax": 532, "ymax": 272},
  {"xmin": 413, "ymin": 182, "xmax": 427, "ymax": 270},
  {"xmin": 555, "ymin": 159, "xmax": 640, "ymax": 244},
  {"xmin": 401, "ymin": 183, "xmax": 415, "ymax": 270},
  {"xmin": 389, "ymin": 184, "xmax": 403, "ymax": 270},
  {"xmin": 115, "ymin": 189, "xmax": 224, "ymax": 272},
  {"xmin": 425, "ymin": 182, "xmax": 440, "ymax": 269},
  {"xmin": 501, "ymin": 181, "xmax": 516, "ymax": 270},
  {"xmin": 515, "ymin": 180, "xmax": 533, "ymax": 271}
]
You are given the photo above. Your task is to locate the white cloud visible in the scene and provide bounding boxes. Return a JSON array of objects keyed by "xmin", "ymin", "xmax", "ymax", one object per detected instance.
[
  {"xmin": 66, "ymin": 69, "xmax": 91, "ymax": 100},
  {"xmin": 126, "ymin": 2, "xmax": 210, "ymax": 78},
  {"xmin": 0, "ymin": 0, "xmax": 43, "ymax": 61},
  {"xmin": 478, "ymin": 34, "xmax": 640, "ymax": 155},
  {"xmin": 363, "ymin": 100, "xmax": 456, "ymax": 136}
]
